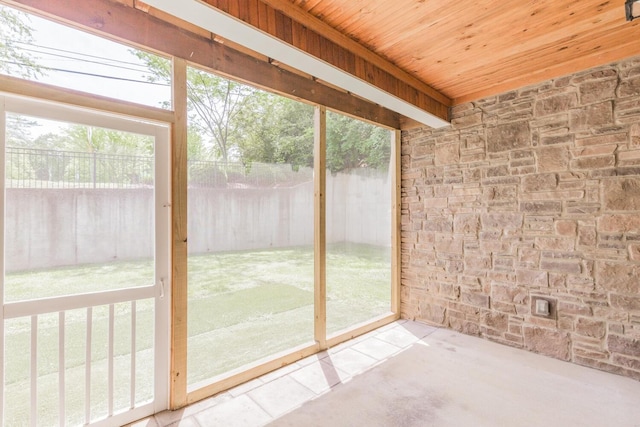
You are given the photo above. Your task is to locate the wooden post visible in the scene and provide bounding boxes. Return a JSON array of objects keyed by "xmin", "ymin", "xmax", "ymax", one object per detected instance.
[
  {"xmin": 391, "ymin": 129, "xmax": 402, "ymax": 316},
  {"xmin": 314, "ymin": 106, "xmax": 327, "ymax": 349},
  {"xmin": 169, "ymin": 57, "xmax": 188, "ymax": 410}
]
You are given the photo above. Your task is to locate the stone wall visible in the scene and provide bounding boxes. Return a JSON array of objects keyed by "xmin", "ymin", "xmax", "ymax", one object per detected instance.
[{"xmin": 401, "ymin": 55, "xmax": 640, "ymax": 381}]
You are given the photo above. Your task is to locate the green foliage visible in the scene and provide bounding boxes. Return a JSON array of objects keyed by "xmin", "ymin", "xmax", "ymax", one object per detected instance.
[
  {"xmin": 238, "ymin": 94, "xmax": 314, "ymax": 170},
  {"xmin": 326, "ymin": 111, "xmax": 391, "ymax": 173},
  {"xmin": 0, "ymin": 4, "xmax": 42, "ymax": 78}
]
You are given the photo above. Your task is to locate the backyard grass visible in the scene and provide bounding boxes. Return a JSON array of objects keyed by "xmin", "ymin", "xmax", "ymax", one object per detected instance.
[{"xmin": 4, "ymin": 243, "xmax": 391, "ymax": 425}]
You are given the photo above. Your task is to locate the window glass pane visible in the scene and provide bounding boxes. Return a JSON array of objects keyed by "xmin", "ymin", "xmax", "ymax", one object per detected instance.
[
  {"xmin": 4, "ymin": 113, "xmax": 156, "ymax": 302},
  {"xmin": 186, "ymin": 66, "xmax": 315, "ymax": 386},
  {"xmin": 325, "ymin": 111, "xmax": 392, "ymax": 335},
  {"xmin": 0, "ymin": 4, "xmax": 171, "ymax": 109}
]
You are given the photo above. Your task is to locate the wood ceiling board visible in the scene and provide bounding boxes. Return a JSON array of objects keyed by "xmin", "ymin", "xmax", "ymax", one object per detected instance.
[
  {"xmin": 288, "ymin": 0, "xmax": 640, "ymax": 102},
  {"xmin": 260, "ymin": 0, "xmax": 451, "ymax": 105},
  {"xmin": 410, "ymin": 17, "xmax": 630, "ymax": 94},
  {"xmin": 5, "ymin": 0, "xmax": 402, "ymax": 128}
]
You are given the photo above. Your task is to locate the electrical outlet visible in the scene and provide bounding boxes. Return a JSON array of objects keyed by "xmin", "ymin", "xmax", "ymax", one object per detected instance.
[{"xmin": 531, "ymin": 296, "xmax": 557, "ymax": 319}]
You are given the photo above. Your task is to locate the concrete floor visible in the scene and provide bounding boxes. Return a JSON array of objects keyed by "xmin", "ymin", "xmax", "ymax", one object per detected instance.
[{"xmin": 131, "ymin": 320, "xmax": 640, "ymax": 427}]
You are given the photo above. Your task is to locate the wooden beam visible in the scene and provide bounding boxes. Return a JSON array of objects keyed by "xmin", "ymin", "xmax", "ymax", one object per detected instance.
[
  {"xmin": 169, "ymin": 58, "xmax": 188, "ymax": 410},
  {"xmin": 314, "ymin": 106, "xmax": 327, "ymax": 350},
  {"xmin": 0, "ymin": 74, "xmax": 174, "ymax": 124},
  {"xmin": 198, "ymin": 0, "xmax": 450, "ymax": 121},
  {"xmin": 187, "ymin": 342, "xmax": 319, "ymax": 405},
  {"xmin": 5, "ymin": 0, "xmax": 402, "ymax": 129},
  {"xmin": 258, "ymin": 0, "xmax": 451, "ymax": 107},
  {"xmin": 391, "ymin": 129, "xmax": 401, "ymax": 315}
]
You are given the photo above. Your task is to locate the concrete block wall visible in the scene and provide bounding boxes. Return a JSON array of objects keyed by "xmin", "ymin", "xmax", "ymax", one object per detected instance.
[{"xmin": 401, "ymin": 55, "xmax": 640, "ymax": 380}]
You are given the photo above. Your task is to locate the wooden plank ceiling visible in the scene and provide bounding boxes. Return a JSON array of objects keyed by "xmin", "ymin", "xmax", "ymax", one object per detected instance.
[
  {"xmin": 278, "ymin": 0, "xmax": 640, "ymax": 104},
  {"xmin": 7, "ymin": 0, "xmax": 640, "ymax": 125}
]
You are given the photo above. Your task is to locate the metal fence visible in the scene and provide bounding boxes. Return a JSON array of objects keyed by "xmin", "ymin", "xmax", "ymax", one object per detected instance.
[{"xmin": 5, "ymin": 147, "xmax": 312, "ymax": 189}]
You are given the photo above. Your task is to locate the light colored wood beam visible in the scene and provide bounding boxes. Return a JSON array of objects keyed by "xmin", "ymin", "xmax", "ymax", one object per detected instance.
[
  {"xmin": 258, "ymin": 0, "xmax": 451, "ymax": 107},
  {"xmin": 391, "ymin": 129, "xmax": 401, "ymax": 315},
  {"xmin": 5, "ymin": 0, "xmax": 402, "ymax": 129},
  {"xmin": 169, "ymin": 58, "xmax": 188, "ymax": 410},
  {"xmin": 0, "ymin": 75, "xmax": 174, "ymax": 124},
  {"xmin": 314, "ymin": 105, "xmax": 327, "ymax": 350}
]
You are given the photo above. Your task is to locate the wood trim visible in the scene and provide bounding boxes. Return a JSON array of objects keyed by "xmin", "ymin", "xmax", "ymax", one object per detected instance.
[
  {"xmin": 196, "ymin": 0, "xmax": 450, "ymax": 120},
  {"xmin": 391, "ymin": 129, "xmax": 401, "ymax": 315},
  {"xmin": 248, "ymin": 0, "xmax": 451, "ymax": 107},
  {"xmin": 314, "ymin": 106, "xmax": 327, "ymax": 350},
  {"xmin": 0, "ymin": 75, "xmax": 175, "ymax": 124},
  {"xmin": 186, "ymin": 343, "xmax": 319, "ymax": 404},
  {"xmin": 326, "ymin": 312, "xmax": 399, "ymax": 348},
  {"xmin": 6, "ymin": 0, "xmax": 402, "ymax": 129},
  {"xmin": 169, "ymin": 58, "xmax": 188, "ymax": 410}
]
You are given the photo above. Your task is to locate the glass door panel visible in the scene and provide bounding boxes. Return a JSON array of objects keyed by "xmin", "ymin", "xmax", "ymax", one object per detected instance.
[
  {"xmin": 186, "ymin": 66, "xmax": 315, "ymax": 386},
  {"xmin": 1, "ymin": 96, "xmax": 169, "ymax": 425},
  {"xmin": 325, "ymin": 111, "xmax": 393, "ymax": 335}
]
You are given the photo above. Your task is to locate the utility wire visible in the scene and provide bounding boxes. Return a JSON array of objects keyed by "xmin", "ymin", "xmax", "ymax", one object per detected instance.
[
  {"xmin": 1, "ymin": 37, "xmax": 155, "ymax": 68},
  {"xmin": 13, "ymin": 46, "xmax": 155, "ymax": 73},
  {"xmin": 0, "ymin": 59, "xmax": 170, "ymax": 86}
]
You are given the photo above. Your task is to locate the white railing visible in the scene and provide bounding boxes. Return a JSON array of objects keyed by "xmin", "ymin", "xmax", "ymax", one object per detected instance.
[{"xmin": 3, "ymin": 287, "xmax": 156, "ymax": 426}]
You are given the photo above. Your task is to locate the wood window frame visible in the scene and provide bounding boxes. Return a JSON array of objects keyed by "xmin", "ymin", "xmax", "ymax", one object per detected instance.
[{"xmin": 0, "ymin": 1, "xmax": 403, "ymax": 411}]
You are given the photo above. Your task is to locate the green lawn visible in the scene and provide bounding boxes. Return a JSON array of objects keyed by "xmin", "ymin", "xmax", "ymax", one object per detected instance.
[{"xmin": 3, "ymin": 243, "xmax": 391, "ymax": 425}]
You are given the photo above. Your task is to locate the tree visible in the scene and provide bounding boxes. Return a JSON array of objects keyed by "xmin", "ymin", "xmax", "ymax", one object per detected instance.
[
  {"xmin": 237, "ymin": 94, "xmax": 314, "ymax": 170},
  {"xmin": 134, "ymin": 51, "xmax": 390, "ymax": 174},
  {"xmin": 326, "ymin": 111, "xmax": 391, "ymax": 174},
  {"xmin": 134, "ymin": 52, "xmax": 257, "ymax": 162},
  {"xmin": 0, "ymin": 4, "xmax": 42, "ymax": 78}
]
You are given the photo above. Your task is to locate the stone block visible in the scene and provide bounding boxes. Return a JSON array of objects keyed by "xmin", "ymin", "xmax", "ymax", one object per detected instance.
[
  {"xmin": 536, "ymin": 237, "xmax": 575, "ymax": 251},
  {"xmin": 608, "ymin": 334, "xmax": 640, "ymax": 358},
  {"xmin": 417, "ymin": 301, "xmax": 447, "ymax": 325},
  {"xmin": 540, "ymin": 259, "xmax": 582, "ymax": 275},
  {"xmin": 570, "ymin": 101, "xmax": 614, "ymax": 131},
  {"xmin": 596, "ymin": 261, "xmax": 640, "ymax": 293},
  {"xmin": 519, "ymin": 201, "xmax": 562, "ymax": 214},
  {"xmin": 631, "ymin": 123, "xmax": 640, "ymax": 146},
  {"xmin": 618, "ymin": 76, "xmax": 640, "ymax": 98},
  {"xmin": 540, "ymin": 133, "xmax": 574, "ymax": 146},
  {"xmin": 610, "ymin": 294, "xmax": 640, "ymax": 312},
  {"xmin": 598, "ymin": 214, "xmax": 640, "ymax": 233},
  {"xmin": 435, "ymin": 141, "xmax": 460, "ymax": 166},
  {"xmin": 491, "ymin": 284, "xmax": 527, "ymax": 305},
  {"xmin": 555, "ymin": 220, "xmax": 577, "ymax": 236},
  {"xmin": 575, "ymin": 318, "xmax": 606, "ymax": 339},
  {"xmin": 481, "ymin": 212, "xmax": 524, "ymax": 230},
  {"xmin": 523, "ymin": 326, "xmax": 571, "ymax": 360},
  {"xmin": 572, "ymin": 144, "xmax": 617, "ymax": 157},
  {"xmin": 460, "ymin": 291, "xmax": 490, "ymax": 308},
  {"xmin": 483, "ymin": 312, "xmax": 508, "ymax": 330},
  {"xmin": 603, "ymin": 177, "xmax": 640, "ymax": 211},
  {"xmin": 487, "ymin": 121, "xmax": 531, "ymax": 153},
  {"xmin": 452, "ymin": 111, "xmax": 483, "ymax": 128},
  {"xmin": 521, "ymin": 173, "xmax": 557, "ymax": 192},
  {"xmin": 629, "ymin": 244, "xmax": 640, "ymax": 261},
  {"xmin": 579, "ymin": 79, "xmax": 617, "ymax": 104},
  {"xmin": 570, "ymin": 155, "xmax": 615, "ymax": 170},
  {"xmin": 612, "ymin": 354, "xmax": 640, "ymax": 371},
  {"xmin": 453, "ymin": 214, "xmax": 480, "ymax": 235},
  {"xmin": 536, "ymin": 146, "xmax": 570, "ymax": 172},
  {"xmin": 516, "ymin": 269, "xmax": 548, "ymax": 287},
  {"xmin": 534, "ymin": 93, "xmax": 578, "ymax": 116},
  {"xmin": 575, "ymin": 132, "xmax": 626, "ymax": 147}
]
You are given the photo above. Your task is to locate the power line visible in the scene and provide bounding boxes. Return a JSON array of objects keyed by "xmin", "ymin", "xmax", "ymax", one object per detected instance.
[
  {"xmin": 14, "ymin": 45, "xmax": 157, "ymax": 74},
  {"xmin": 0, "ymin": 59, "xmax": 170, "ymax": 86},
  {"xmin": 1, "ymin": 37, "xmax": 158, "ymax": 69}
]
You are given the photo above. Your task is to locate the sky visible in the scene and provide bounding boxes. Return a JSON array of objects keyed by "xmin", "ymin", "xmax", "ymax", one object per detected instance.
[{"xmin": 2, "ymin": 4, "xmax": 171, "ymax": 136}]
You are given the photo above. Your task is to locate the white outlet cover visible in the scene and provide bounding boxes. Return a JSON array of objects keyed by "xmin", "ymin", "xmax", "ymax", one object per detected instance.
[{"xmin": 535, "ymin": 299, "xmax": 550, "ymax": 316}]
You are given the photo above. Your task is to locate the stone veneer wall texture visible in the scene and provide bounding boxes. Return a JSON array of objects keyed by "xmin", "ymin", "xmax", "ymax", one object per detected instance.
[{"xmin": 401, "ymin": 55, "xmax": 640, "ymax": 381}]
